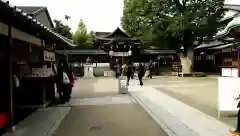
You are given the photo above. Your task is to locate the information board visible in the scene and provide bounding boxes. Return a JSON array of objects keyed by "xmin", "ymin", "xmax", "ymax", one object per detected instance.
[{"xmin": 172, "ymin": 62, "xmax": 181, "ymax": 76}]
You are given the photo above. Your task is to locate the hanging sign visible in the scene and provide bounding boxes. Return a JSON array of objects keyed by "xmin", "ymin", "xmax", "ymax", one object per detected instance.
[
  {"xmin": 43, "ymin": 50, "xmax": 55, "ymax": 61},
  {"xmin": 113, "ymin": 52, "xmax": 130, "ymax": 56}
]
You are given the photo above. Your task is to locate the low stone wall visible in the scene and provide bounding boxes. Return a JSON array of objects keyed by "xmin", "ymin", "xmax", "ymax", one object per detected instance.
[
  {"xmin": 93, "ymin": 67, "xmax": 113, "ymax": 77},
  {"xmin": 73, "ymin": 67, "xmax": 114, "ymax": 77}
]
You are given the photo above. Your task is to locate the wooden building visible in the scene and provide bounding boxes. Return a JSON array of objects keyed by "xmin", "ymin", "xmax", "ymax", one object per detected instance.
[
  {"xmin": 0, "ymin": 1, "xmax": 74, "ymax": 131},
  {"xmin": 193, "ymin": 4, "xmax": 240, "ymax": 76},
  {"xmin": 194, "ymin": 41, "xmax": 237, "ymax": 75},
  {"xmin": 57, "ymin": 27, "xmax": 176, "ymax": 68}
]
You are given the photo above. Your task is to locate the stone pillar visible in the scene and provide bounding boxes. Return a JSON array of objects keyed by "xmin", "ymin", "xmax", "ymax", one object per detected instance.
[{"xmin": 83, "ymin": 64, "xmax": 94, "ymax": 77}]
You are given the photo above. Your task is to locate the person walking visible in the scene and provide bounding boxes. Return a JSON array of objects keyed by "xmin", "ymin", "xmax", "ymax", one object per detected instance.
[
  {"xmin": 114, "ymin": 59, "xmax": 121, "ymax": 79},
  {"xmin": 62, "ymin": 62, "xmax": 74, "ymax": 102},
  {"xmin": 234, "ymin": 94, "xmax": 240, "ymax": 132},
  {"xmin": 126, "ymin": 60, "xmax": 134, "ymax": 85},
  {"xmin": 56, "ymin": 61, "xmax": 64, "ymax": 101},
  {"xmin": 137, "ymin": 63, "xmax": 145, "ymax": 86},
  {"xmin": 147, "ymin": 60, "xmax": 153, "ymax": 79}
]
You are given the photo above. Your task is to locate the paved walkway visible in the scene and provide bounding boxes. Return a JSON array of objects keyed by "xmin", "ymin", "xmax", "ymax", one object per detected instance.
[
  {"xmin": 3, "ymin": 78, "xmax": 167, "ymax": 136},
  {"xmin": 52, "ymin": 78, "xmax": 167, "ymax": 136},
  {"xmin": 143, "ymin": 76, "xmax": 236, "ymax": 127},
  {"xmin": 3, "ymin": 107, "xmax": 70, "ymax": 136},
  {"xmin": 128, "ymin": 79, "xmax": 232, "ymax": 136},
  {"xmin": 4, "ymin": 77, "xmax": 234, "ymax": 136}
]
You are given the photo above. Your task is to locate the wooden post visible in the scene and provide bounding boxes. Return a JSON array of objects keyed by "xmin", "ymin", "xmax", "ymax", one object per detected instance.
[
  {"xmin": 238, "ymin": 48, "xmax": 240, "ymax": 77},
  {"xmin": 6, "ymin": 24, "xmax": 15, "ymax": 132}
]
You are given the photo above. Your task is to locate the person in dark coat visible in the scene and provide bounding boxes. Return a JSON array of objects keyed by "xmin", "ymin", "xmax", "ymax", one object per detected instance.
[
  {"xmin": 62, "ymin": 62, "xmax": 74, "ymax": 102},
  {"xmin": 56, "ymin": 62, "xmax": 64, "ymax": 100},
  {"xmin": 114, "ymin": 59, "xmax": 122, "ymax": 79},
  {"xmin": 126, "ymin": 60, "xmax": 134, "ymax": 85},
  {"xmin": 137, "ymin": 63, "xmax": 145, "ymax": 86},
  {"xmin": 147, "ymin": 60, "xmax": 153, "ymax": 79},
  {"xmin": 234, "ymin": 95, "xmax": 240, "ymax": 132}
]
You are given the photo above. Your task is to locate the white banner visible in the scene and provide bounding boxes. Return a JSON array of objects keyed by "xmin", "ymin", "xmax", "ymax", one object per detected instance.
[
  {"xmin": 218, "ymin": 77, "xmax": 240, "ymax": 118},
  {"xmin": 111, "ymin": 52, "xmax": 130, "ymax": 56}
]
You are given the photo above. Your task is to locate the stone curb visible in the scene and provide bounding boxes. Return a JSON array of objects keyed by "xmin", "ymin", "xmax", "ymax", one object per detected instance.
[
  {"xmin": 129, "ymin": 92, "xmax": 177, "ymax": 136},
  {"xmin": 45, "ymin": 107, "xmax": 71, "ymax": 136},
  {"xmin": 128, "ymin": 82, "xmax": 232, "ymax": 136}
]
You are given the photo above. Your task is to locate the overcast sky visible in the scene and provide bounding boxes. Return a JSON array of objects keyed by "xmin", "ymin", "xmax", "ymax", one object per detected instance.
[{"xmin": 8, "ymin": 0, "xmax": 240, "ymax": 33}]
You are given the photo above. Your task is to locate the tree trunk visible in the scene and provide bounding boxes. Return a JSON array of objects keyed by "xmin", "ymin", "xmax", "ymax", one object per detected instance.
[{"xmin": 179, "ymin": 48, "xmax": 194, "ymax": 74}]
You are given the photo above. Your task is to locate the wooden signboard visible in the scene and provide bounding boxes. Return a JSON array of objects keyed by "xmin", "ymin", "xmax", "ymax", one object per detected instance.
[
  {"xmin": 43, "ymin": 50, "xmax": 55, "ymax": 62},
  {"xmin": 172, "ymin": 62, "xmax": 182, "ymax": 76}
]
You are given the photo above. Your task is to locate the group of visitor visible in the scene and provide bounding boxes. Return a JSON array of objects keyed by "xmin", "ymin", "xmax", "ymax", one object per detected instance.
[{"xmin": 114, "ymin": 59, "xmax": 153, "ymax": 86}]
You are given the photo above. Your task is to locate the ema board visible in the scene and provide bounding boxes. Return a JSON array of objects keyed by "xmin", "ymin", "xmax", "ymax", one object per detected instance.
[{"xmin": 218, "ymin": 77, "xmax": 240, "ymax": 118}]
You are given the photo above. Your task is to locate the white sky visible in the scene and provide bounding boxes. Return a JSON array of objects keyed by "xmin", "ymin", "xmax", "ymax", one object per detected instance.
[{"xmin": 8, "ymin": 0, "xmax": 240, "ymax": 33}]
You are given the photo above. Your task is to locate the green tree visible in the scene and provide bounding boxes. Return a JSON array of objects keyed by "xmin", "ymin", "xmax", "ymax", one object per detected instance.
[
  {"xmin": 52, "ymin": 19, "xmax": 72, "ymax": 39},
  {"xmin": 73, "ymin": 19, "xmax": 93, "ymax": 48},
  {"xmin": 122, "ymin": 0, "xmax": 225, "ymax": 73}
]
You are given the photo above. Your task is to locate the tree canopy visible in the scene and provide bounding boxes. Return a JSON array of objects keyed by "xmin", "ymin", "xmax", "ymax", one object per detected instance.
[
  {"xmin": 52, "ymin": 19, "xmax": 72, "ymax": 39},
  {"xmin": 121, "ymin": 0, "xmax": 225, "ymax": 53},
  {"xmin": 72, "ymin": 19, "xmax": 93, "ymax": 49}
]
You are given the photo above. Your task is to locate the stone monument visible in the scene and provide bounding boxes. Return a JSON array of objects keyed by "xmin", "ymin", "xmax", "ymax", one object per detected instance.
[{"xmin": 84, "ymin": 57, "xmax": 94, "ymax": 77}]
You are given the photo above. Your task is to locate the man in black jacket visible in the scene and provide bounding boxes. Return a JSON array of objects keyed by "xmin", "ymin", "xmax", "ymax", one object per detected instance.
[
  {"xmin": 137, "ymin": 63, "xmax": 145, "ymax": 86},
  {"xmin": 147, "ymin": 60, "xmax": 153, "ymax": 79},
  {"xmin": 62, "ymin": 62, "xmax": 74, "ymax": 102}
]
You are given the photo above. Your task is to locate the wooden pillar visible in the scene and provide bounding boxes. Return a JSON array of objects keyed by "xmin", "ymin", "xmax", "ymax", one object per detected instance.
[
  {"xmin": 238, "ymin": 48, "xmax": 240, "ymax": 77},
  {"xmin": 6, "ymin": 24, "xmax": 15, "ymax": 131}
]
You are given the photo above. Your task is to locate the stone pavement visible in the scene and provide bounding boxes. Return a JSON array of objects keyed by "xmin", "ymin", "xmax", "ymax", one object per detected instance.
[
  {"xmin": 3, "ymin": 107, "xmax": 70, "ymax": 136},
  {"xmin": 4, "ymin": 77, "xmax": 234, "ymax": 136},
  {"xmin": 129, "ymin": 79, "xmax": 232, "ymax": 136},
  {"xmin": 143, "ymin": 76, "xmax": 236, "ymax": 127},
  {"xmin": 3, "ymin": 77, "xmax": 167, "ymax": 136},
  {"xmin": 52, "ymin": 77, "xmax": 167, "ymax": 136}
]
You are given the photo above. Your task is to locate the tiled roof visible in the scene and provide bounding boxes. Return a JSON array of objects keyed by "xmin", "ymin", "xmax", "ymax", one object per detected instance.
[
  {"xmin": 216, "ymin": 15, "xmax": 240, "ymax": 38},
  {"xmin": 0, "ymin": 0, "xmax": 74, "ymax": 48},
  {"xmin": 56, "ymin": 49, "xmax": 176, "ymax": 55},
  {"xmin": 195, "ymin": 41, "xmax": 223, "ymax": 49},
  {"xmin": 103, "ymin": 27, "xmax": 131, "ymax": 39},
  {"xmin": 16, "ymin": 6, "xmax": 44, "ymax": 15},
  {"xmin": 207, "ymin": 43, "xmax": 234, "ymax": 50},
  {"xmin": 95, "ymin": 32, "xmax": 110, "ymax": 38},
  {"xmin": 224, "ymin": 4, "xmax": 240, "ymax": 11},
  {"xmin": 56, "ymin": 49, "xmax": 108, "ymax": 55},
  {"xmin": 140, "ymin": 49, "xmax": 176, "ymax": 54}
]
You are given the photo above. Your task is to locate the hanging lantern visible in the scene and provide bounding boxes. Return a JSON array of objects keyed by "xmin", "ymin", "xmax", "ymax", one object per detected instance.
[
  {"xmin": 29, "ymin": 44, "xmax": 32, "ymax": 52},
  {"xmin": 109, "ymin": 50, "xmax": 114, "ymax": 56},
  {"xmin": 128, "ymin": 50, "xmax": 132, "ymax": 56}
]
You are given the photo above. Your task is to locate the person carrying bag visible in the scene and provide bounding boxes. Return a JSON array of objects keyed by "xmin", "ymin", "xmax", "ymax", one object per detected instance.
[{"xmin": 62, "ymin": 71, "xmax": 70, "ymax": 85}]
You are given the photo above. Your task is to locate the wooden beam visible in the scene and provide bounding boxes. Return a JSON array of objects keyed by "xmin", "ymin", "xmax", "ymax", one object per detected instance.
[
  {"xmin": 0, "ymin": 22, "xmax": 42, "ymax": 46},
  {"xmin": 11, "ymin": 27, "xmax": 41, "ymax": 46},
  {"xmin": 0, "ymin": 22, "xmax": 8, "ymax": 36}
]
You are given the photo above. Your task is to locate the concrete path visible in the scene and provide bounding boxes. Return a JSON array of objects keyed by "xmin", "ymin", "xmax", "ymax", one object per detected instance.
[
  {"xmin": 128, "ymin": 80, "xmax": 232, "ymax": 136},
  {"xmin": 53, "ymin": 104, "xmax": 167, "ymax": 136},
  {"xmin": 3, "ymin": 107, "xmax": 70, "ymax": 136},
  {"xmin": 3, "ymin": 77, "xmax": 167, "ymax": 136},
  {"xmin": 143, "ymin": 76, "xmax": 236, "ymax": 127},
  {"xmin": 52, "ymin": 77, "xmax": 167, "ymax": 136}
]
